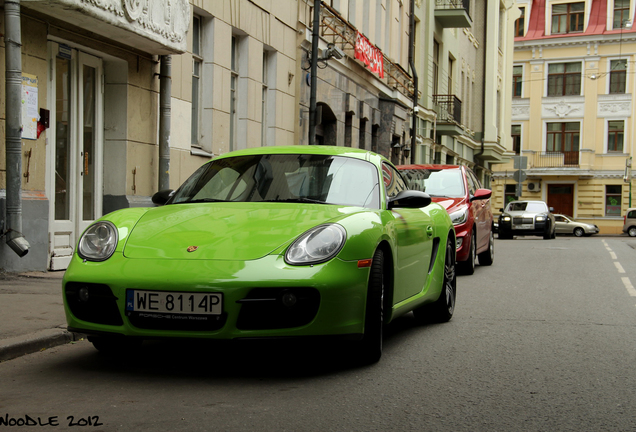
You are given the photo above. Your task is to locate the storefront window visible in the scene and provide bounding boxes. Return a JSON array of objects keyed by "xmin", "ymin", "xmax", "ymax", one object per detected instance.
[{"xmin": 605, "ymin": 185, "xmax": 622, "ymax": 216}]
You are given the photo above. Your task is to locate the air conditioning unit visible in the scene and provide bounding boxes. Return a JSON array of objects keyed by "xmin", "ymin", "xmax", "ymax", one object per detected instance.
[{"xmin": 527, "ymin": 181, "xmax": 541, "ymax": 192}]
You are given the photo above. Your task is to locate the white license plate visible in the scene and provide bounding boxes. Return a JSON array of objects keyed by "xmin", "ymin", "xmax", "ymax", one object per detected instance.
[
  {"xmin": 513, "ymin": 224, "xmax": 533, "ymax": 230},
  {"xmin": 126, "ymin": 290, "xmax": 222, "ymax": 315}
]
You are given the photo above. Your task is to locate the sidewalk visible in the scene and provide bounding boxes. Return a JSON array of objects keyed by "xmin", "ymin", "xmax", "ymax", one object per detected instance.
[{"xmin": 0, "ymin": 270, "xmax": 83, "ymax": 362}]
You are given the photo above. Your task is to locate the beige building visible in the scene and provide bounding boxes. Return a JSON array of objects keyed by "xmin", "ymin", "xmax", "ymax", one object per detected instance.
[
  {"xmin": 493, "ymin": 0, "xmax": 635, "ymax": 233},
  {"xmin": 410, "ymin": 0, "xmax": 517, "ymax": 187}
]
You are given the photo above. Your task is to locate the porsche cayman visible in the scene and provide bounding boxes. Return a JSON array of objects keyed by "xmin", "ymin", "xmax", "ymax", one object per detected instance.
[{"xmin": 63, "ymin": 146, "xmax": 456, "ymax": 364}]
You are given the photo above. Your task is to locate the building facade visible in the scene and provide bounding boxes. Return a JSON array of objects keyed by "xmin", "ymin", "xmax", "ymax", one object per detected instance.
[
  {"xmin": 493, "ymin": 0, "xmax": 635, "ymax": 233},
  {"xmin": 295, "ymin": 0, "xmax": 415, "ymax": 164},
  {"xmin": 411, "ymin": 0, "xmax": 517, "ymax": 187}
]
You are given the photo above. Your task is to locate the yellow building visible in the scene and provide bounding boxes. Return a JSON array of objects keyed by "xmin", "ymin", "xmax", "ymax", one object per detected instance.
[{"xmin": 492, "ymin": 0, "xmax": 635, "ymax": 233}]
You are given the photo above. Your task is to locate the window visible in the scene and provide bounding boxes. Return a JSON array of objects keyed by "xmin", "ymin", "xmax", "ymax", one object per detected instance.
[
  {"xmin": 433, "ymin": 40, "xmax": 440, "ymax": 94},
  {"xmin": 383, "ymin": 163, "xmax": 408, "ymax": 199},
  {"xmin": 613, "ymin": 0, "xmax": 631, "ymax": 29},
  {"xmin": 608, "ymin": 120, "xmax": 625, "ymax": 152},
  {"xmin": 513, "ymin": 65, "xmax": 523, "ymax": 97},
  {"xmin": 230, "ymin": 36, "xmax": 238, "ymax": 151},
  {"xmin": 610, "ymin": 59, "xmax": 627, "ymax": 94},
  {"xmin": 547, "ymin": 122, "xmax": 580, "ymax": 164},
  {"xmin": 505, "ymin": 184, "xmax": 518, "ymax": 204},
  {"xmin": 551, "ymin": 2, "xmax": 584, "ymax": 34},
  {"xmin": 547, "ymin": 62, "xmax": 581, "ymax": 96},
  {"xmin": 606, "ymin": 185, "xmax": 622, "ymax": 216},
  {"xmin": 515, "ymin": 7, "xmax": 525, "ymax": 36},
  {"xmin": 191, "ymin": 15, "xmax": 202, "ymax": 147},
  {"xmin": 448, "ymin": 57, "xmax": 454, "ymax": 94},
  {"xmin": 511, "ymin": 125, "xmax": 521, "ymax": 154}
]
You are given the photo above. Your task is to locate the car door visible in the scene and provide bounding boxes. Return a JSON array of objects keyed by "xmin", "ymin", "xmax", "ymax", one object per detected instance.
[
  {"xmin": 383, "ymin": 163, "xmax": 434, "ymax": 303},
  {"xmin": 554, "ymin": 215, "xmax": 568, "ymax": 234},
  {"xmin": 466, "ymin": 168, "xmax": 491, "ymax": 250}
]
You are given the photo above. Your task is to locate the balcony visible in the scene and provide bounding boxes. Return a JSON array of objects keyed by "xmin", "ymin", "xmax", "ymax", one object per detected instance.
[
  {"xmin": 433, "ymin": 94, "xmax": 463, "ymax": 136},
  {"xmin": 435, "ymin": 0, "xmax": 472, "ymax": 28},
  {"xmin": 532, "ymin": 151, "xmax": 580, "ymax": 168}
]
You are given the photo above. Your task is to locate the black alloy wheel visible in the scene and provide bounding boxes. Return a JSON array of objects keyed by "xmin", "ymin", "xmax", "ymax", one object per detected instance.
[
  {"xmin": 354, "ymin": 249, "xmax": 385, "ymax": 365},
  {"xmin": 413, "ymin": 235, "xmax": 457, "ymax": 324}
]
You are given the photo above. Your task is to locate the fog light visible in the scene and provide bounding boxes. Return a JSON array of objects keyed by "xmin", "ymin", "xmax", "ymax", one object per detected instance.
[
  {"xmin": 281, "ymin": 291, "xmax": 297, "ymax": 308},
  {"xmin": 456, "ymin": 238, "xmax": 463, "ymax": 250},
  {"xmin": 78, "ymin": 287, "xmax": 90, "ymax": 302}
]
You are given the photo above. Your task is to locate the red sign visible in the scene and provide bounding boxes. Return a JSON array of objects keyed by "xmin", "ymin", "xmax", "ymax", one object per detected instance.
[{"xmin": 355, "ymin": 32, "xmax": 384, "ymax": 78}]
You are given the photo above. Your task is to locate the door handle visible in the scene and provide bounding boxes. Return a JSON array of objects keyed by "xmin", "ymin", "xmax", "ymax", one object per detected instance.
[{"xmin": 426, "ymin": 225, "xmax": 434, "ymax": 238}]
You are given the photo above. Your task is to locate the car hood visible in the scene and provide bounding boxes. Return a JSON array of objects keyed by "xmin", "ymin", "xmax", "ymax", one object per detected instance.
[
  {"xmin": 430, "ymin": 196, "xmax": 464, "ymax": 212},
  {"xmin": 503, "ymin": 210, "xmax": 545, "ymax": 217},
  {"xmin": 122, "ymin": 202, "xmax": 354, "ymax": 260}
]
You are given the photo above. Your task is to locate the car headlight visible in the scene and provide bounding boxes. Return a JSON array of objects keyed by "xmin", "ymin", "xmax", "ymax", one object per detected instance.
[
  {"xmin": 449, "ymin": 207, "xmax": 469, "ymax": 226},
  {"xmin": 78, "ymin": 221, "xmax": 118, "ymax": 262},
  {"xmin": 285, "ymin": 224, "xmax": 346, "ymax": 265},
  {"xmin": 536, "ymin": 216, "xmax": 545, "ymax": 222},
  {"xmin": 502, "ymin": 216, "xmax": 511, "ymax": 222}
]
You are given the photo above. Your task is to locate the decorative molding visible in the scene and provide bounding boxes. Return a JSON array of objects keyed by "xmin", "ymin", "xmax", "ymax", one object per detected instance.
[{"xmin": 542, "ymin": 97, "xmax": 584, "ymax": 118}]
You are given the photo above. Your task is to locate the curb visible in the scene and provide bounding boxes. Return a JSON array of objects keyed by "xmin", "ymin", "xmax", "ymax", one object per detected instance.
[{"xmin": 0, "ymin": 328, "xmax": 85, "ymax": 363}]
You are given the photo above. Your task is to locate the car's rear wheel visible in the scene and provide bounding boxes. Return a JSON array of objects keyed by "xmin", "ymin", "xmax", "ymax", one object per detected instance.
[
  {"xmin": 89, "ymin": 336, "xmax": 142, "ymax": 355},
  {"xmin": 628, "ymin": 226, "xmax": 636, "ymax": 237},
  {"xmin": 573, "ymin": 227, "xmax": 584, "ymax": 237},
  {"xmin": 477, "ymin": 230, "xmax": 494, "ymax": 266},
  {"xmin": 413, "ymin": 236, "xmax": 456, "ymax": 324},
  {"xmin": 354, "ymin": 249, "xmax": 384, "ymax": 365},
  {"xmin": 458, "ymin": 232, "xmax": 476, "ymax": 275}
]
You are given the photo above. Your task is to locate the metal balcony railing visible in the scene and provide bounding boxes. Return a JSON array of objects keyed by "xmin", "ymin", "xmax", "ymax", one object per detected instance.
[
  {"xmin": 433, "ymin": 94, "xmax": 462, "ymax": 125},
  {"xmin": 532, "ymin": 151, "xmax": 580, "ymax": 168},
  {"xmin": 436, "ymin": 0, "xmax": 471, "ymax": 16}
]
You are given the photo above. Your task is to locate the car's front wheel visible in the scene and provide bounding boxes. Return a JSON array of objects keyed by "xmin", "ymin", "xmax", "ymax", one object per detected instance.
[
  {"xmin": 628, "ymin": 226, "xmax": 636, "ymax": 237},
  {"xmin": 477, "ymin": 229, "xmax": 494, "ymax": 266},
  {"xmin": 354, "ymin": 249, "xmax": 384, "ymax": 365},
  {"xmin": 573, "ymin": 227, "xmax": 584, "ymax": 237},
  {"xmin": 413, "ymin": 236, "xmax": 456, "ymax": 324}
]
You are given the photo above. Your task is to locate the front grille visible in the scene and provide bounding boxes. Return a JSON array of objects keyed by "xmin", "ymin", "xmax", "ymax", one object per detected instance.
[
  {"xmin": 236, "ymin": 288, "xmax": 320, "ymax": 330},
  {"xmin": 65, "ymin": 282, "xmax": 123, "ymax": 326},
  {"xmin": 513, "ymin": 217, "xmax": 533, "ymax": 225}
]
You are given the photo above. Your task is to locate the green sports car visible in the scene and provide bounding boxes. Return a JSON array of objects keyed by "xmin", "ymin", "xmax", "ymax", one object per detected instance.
[{"xmin": 63, "ymin": 145, "xmax": 456, "ymax": 364}]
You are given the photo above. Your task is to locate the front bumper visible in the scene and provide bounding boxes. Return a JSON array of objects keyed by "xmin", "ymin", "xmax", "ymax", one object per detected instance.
[
  {"xmin": 63, "ymin": 253, "xmax": 369, "ymax": 340},
  {"xmin": 498, "ymin": 218, "xmax": 548, "ymax": 236}
]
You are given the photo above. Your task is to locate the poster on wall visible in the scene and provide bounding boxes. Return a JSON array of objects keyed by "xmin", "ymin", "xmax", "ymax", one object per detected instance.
[{"xmin": 21, "ymin": 74, "xmax": 38, "ymax": 140}]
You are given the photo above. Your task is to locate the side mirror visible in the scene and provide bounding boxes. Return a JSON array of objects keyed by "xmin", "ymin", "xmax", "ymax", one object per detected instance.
[
  {"xmin": 388, "ymin": 190, "xmax": 432, "ymax": 209},
  {"xmin": 470, "ymin": 188, "xmax": 492, "ymax": 202},
  {"xmin": 152, "ymin": 189, "xmax": 174, "ymax": 206},
  {"xmin": 549, "ymin": 207, "xmax": 555, "ymax": 213}
]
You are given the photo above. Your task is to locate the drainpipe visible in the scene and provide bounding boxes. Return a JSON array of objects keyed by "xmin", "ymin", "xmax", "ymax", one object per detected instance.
[
  {"xmin": 475, "ymin": 1, "xmax": 487, "ymax": 169},
  {"xmin": 308, "ymin": 0, "xmax": 320, "ymax": 145},
  {"xmin": 408, "ymin": 0, "xmax": 418, "ymax": 163},
  {"xmin": 4, "ymin": 0, "xmax": 30, "ymax": 257},
  {"xmin": 158, "ymin": 55, "xmax": 171, "ymax": 191}
]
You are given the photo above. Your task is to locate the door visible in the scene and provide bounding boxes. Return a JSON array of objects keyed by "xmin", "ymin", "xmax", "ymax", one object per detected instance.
[
  {"xmin": 547, "ymin": 184, "xmax": 574, "ymax": 217},
  {"xmin": 48, "ymin": 44, "xmax": 104, "ymax": 270}
]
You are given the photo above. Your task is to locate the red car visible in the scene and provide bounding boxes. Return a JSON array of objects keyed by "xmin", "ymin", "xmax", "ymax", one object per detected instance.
[{"xmin": 398, "ymin": 164, "xmax": 494, "ymax": 274}]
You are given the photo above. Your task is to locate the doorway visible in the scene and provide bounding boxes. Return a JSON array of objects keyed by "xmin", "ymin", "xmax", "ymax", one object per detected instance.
[
  {"xmin": 547, "ymin": 184, "xmax": 574, "ymax": 216},
  {"xmin": 48, "ymin": 43, "xmax": 104, "ymax": 270}
]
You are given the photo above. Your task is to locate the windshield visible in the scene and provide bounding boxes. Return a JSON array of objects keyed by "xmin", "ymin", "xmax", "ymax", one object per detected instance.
[
  {"xmin": 506, "ymin": 202, "xmax": 548, "ymax": 212},
  {"xmin": 169, "ymin": 154, "xmax": 380, "ymax": 209},
  {"xmin": 399, "ymin": 168, "xmax": 465, "ymax": 198}
]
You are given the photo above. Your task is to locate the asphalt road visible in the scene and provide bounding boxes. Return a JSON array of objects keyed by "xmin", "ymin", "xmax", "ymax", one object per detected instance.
[{"xmin": 1, "ymin": 235, "xmax": 636, "ymax": 431}]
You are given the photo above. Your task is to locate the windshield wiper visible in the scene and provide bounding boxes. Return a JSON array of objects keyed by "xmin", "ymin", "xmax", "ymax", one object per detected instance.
[
  {"xmin": 265, "ymin": 197, "xmax": 329, "ymax": 204},
  {"xmin": 185, "ymin": 198, "xmax": 228, "ymax": 203}
]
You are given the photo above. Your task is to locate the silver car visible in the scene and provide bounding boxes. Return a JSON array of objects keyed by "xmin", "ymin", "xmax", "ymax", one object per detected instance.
[
  {"xmin": 554, "ymin": 214, "xmax": 599, "ymax": 237},
  {"xmin": 623, "ymin": 208, "xmax": 636, "ymax": 237}
]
